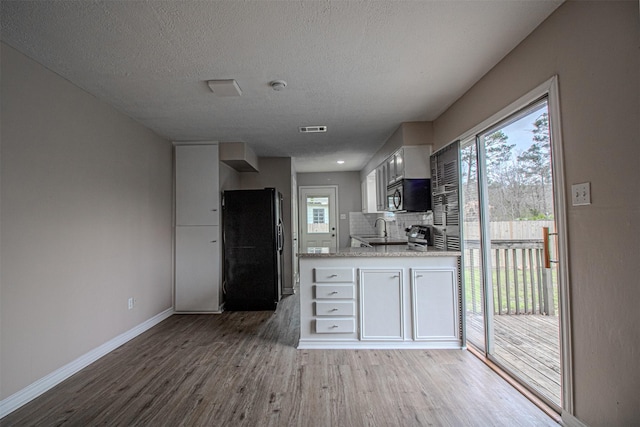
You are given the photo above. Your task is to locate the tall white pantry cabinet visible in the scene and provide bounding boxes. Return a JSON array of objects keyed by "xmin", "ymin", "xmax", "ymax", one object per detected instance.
[{"xmin": 174, "ymin": 143, "xmax": 222, "ymax": 313}]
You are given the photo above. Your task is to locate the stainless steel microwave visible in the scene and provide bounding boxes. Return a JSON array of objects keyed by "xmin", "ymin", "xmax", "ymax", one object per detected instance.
[{"xmin": 387, "ymin": 179, "xmax": 431, "ymax": 212}]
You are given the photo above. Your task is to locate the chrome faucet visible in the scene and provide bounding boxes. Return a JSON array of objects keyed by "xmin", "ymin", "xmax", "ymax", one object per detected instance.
[{"xmin": 375, "ymin": 217, "xmax": 388, "ymax": 238}]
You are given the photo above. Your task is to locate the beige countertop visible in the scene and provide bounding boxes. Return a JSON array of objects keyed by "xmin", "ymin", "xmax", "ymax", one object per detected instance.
[{"xmin": 298, "ymin": 246, "xmax": 461, "ymax": 258}]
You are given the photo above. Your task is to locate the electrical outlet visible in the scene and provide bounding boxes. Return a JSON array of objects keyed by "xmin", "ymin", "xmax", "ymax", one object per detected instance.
[
  {"xmin": 128, "ymin": 297, "xmax": 134, "ymax": 310},
  {"xmin": 571, "ymin": 182, "xmax": 591, "ymax": 206}
]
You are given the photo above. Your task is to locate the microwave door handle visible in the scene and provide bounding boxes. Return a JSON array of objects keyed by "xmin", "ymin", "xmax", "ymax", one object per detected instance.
[{"xmin": 394, "ymin": 189, "xmax": 402, "ymax": 209}]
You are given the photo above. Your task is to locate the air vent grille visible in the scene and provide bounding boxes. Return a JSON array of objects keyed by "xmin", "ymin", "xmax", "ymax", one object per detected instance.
[{"xmin": 299, "ymin": 126, "xmax": 327, "ymax": 133}]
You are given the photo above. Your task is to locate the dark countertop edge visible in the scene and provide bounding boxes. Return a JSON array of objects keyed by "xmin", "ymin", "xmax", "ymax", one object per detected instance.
[
  {"xmin": 351, "ymin": 234, "xmax": 408, "ymax": 241},
  {"xmin": 350, "ymin": 234, "xmax": 409, "ymax": 246}
]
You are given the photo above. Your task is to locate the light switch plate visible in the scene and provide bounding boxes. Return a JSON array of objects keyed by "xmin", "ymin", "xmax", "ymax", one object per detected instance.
[{"xmin": 571, "ymin": 182, "xmax": 591, "ymax": 206}]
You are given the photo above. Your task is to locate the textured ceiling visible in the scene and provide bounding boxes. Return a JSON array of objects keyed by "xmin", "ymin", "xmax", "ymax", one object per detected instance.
[{"xmin": 0, "ymin": 1, "xmax": 563, "ymax": 172}]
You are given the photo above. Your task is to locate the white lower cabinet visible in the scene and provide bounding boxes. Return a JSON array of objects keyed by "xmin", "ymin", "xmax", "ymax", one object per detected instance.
[
  {"xmin": 315, "ymin": 301, "xmax": 355, "ymax": 316},
  {"xmin": 175, "ymin": 226, "xmax": 221, "ymax": 312},
  {"xmin": 298, "ymin": 256, "xmax": 461, "ymax": 349},
  {"xmin": 359, "ymin": 269, "xmax": 403, "ymax": 340},
  {"xmin": 411, "ymin": 268, "xmax": 459, "ymax": 341},
  {"xmin": 315, "ymin": 319, "xmax": 356, "ymax": 334}
]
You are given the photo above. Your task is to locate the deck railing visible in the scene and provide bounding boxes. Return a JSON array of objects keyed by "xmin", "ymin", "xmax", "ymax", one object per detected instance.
[{"xmin": 465, "ymin": 239, "xmax": 556, "ymax": 316}]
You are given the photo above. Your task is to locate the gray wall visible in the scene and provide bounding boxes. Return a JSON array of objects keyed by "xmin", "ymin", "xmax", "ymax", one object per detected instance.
[
  {"xmin": 1, "ymin": 44, "xmax": 174, "ymax": 399},
  {"xmin": 219, "ymin": 162, "xmax": 242, "ymax": 193},
  {"xmin": 296, "ymin": 171, "xmax": 362, "ymax": 248},
  {"xmin": 431, "ymin": 2, "xmax": 639, "ymax": 425}
]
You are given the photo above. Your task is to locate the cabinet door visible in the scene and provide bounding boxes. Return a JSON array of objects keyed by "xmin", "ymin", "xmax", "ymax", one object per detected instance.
[
  {"xmin": 359, "ymin": 269, "xmax": 403, "ymax": 340},
  {"xmin": 376, "ymin": 164, "xmax": 387, "ymax": 211},
  {"xmin": 386, "ymin": 156, "xmax": 397, "ymax": 185},
  {"xmin": 402, "ymin": 145, "xmax": 431, "ymax": 179},
  {"xmin": 361, "ymin": 171, "xmax": 378, "ymax": 213},
  {"xmin": 411, "ymin": 269, "xmax": 458, "ymax": 341},
  {"xmin": 394, "ymin": 149, "xmax": 405, "ymax": 181},
  {"xmin": 175, "ymin": 226, "xmax": 220, "ymax": 311},
  {"xmin": 175, "ymin": 145, "xmax": 219, "ymax": 225}
]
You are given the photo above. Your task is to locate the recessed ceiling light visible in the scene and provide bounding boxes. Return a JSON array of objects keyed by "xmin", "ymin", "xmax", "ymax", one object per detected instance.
[
  {"xmin": 299, "ymin": 126, "xmax": 327, "ymax": 133},
  {"xmin": 206, "ymin": 79, "xmax": 242, "ymax": 97},
  {"xmin": 337, "ymin": 160, "xmax": 345, "ymax": 164}
]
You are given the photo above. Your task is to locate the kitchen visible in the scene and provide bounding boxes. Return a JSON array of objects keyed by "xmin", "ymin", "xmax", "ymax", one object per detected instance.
[
  {"xmin": 297, "ymin": 124, "xmax": 463, "ymax": 350},
  {"xmin": 1, "ymin": 2, "xmax": 638, "ymax": 426}
]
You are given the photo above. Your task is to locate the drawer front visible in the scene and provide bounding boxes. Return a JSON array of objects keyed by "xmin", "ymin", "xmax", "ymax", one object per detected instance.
[
  {"xmin": 314, "ymin": 268, "xmax": 354, "ymax": 283},
  {"xmin": 315, "ymin": 318, "xmax": 356, "ymax": 334},
  {"xmin": 315, "ymin": 284, "xmax": 355, "ymax": 300},
  {"xmin": 315, "ymin": 301, "xmax": 355, "ymax": 317}
]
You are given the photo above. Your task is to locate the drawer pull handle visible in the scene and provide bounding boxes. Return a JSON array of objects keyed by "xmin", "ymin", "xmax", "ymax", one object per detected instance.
[
  {"xmin": 328, "ymin": 274, "xmax": 338, "ymax": 278},
  {"xmin": 392, "ymin": 275, "xmax": 399, "ymax": 278},
  {"xmin": 330, "ymin": 325, "xmax": 339, "ymax": 328},
  {"xmin": 330, "ymin": 291, "xmax": 339, "ymax": 295},
  {"xmin": 330, "ymin": 308, "xmax": 338, "ymax": 312},
  {"xmin": 210, "ymin": 240, "xmax": 218, "ymax": 243},
  {"xmin": 416, "ymin": 275, "xmax": 423, "ymax": 278}
]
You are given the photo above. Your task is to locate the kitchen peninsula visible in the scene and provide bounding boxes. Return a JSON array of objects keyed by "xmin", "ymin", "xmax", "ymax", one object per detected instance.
[{"xmin": 298, "ymin": 246, "xmax": 462, "ymax": 349}]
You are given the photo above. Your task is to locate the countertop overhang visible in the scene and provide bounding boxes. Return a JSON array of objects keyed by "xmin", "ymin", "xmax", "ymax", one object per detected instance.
[{"xmin": 298, "ymin": 246, "xmax": 461, "ymax": 258}]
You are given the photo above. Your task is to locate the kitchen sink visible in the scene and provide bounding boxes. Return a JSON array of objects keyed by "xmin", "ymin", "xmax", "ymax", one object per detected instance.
[
  {"xmin": 364, "ymin": 237, "xmax": 407, "ymax": 245},
  {"xmin": 352, "ymin": 235, "xmax": 407, "ymax": 246}
]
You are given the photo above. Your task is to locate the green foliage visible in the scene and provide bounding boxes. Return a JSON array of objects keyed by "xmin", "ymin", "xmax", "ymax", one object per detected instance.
[{"xmin": 518, "ymin": 211, "xmax": 554, "ymax": 221}]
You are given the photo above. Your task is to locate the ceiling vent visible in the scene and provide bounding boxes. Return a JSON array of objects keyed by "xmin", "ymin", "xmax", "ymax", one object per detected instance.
[
  {"xmin": 299, "ymin": 126, "xmax": 327, "ymax": 133},
  {"xmin": 206, "ymin": 79, "xmax": 242, "ymax": 97}
]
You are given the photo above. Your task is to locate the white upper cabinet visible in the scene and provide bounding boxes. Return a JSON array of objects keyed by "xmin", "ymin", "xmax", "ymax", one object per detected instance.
[
  {"xmin": 388, "ymin": 145, "xmax": 431, "ymax": 185},
  {"xmin": 175, "ymin": 144, "xmax": 220, "ymax": 226},
  {"xmin": 375, "ymin": 163, "xmax": 388, "ymax": 211},
  {"xmin": 361, "ymin": 171, "xmax": 378, "ymax": 213}
]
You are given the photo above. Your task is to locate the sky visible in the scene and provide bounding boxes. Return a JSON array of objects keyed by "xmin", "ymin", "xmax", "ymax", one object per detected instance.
[{"xmin": 500, "ymin": 102, "xmax": 547, "ymax": 157}]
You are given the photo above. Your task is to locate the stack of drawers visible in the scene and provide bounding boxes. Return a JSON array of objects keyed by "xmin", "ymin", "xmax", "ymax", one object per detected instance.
[{"xmin": 313, "ymin": 268, "xmax": 356, "ymax": 334}]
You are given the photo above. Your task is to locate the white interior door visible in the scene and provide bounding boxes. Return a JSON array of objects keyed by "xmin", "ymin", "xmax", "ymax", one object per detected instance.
[{"xmin": 299, "ymin": 186, "xmax": 338, "ymax": 251}]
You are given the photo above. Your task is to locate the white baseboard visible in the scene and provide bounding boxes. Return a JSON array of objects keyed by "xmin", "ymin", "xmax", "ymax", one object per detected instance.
[
  {"xmin": 561, "ymin": 410, "xmax": 589, "ymax": 427},
  {"xmin": 297, "ymin": 340, "xmax": 462, "ymax": 350},
  {"xmin": 0, "ymin": 308, "xmax": 173, "ymax": 418}
]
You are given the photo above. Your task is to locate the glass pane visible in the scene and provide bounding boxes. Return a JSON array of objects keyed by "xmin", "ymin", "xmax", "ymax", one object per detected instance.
[
  {"xmin": 306, "ymin": 196, "xmax": 329, "ymax": 233},
  {"xmin": 480, "ymin": 99, "xmax": 561, "ymax": 406},
  {"xmin": 461, "ymin": 142, "xmax": 485, "ymax": 351}
]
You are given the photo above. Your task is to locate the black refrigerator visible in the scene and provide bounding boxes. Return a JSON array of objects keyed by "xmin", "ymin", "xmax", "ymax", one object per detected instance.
[{"xmin": 222, "ymin": 188, "xmax": 284, "ymax": 311}]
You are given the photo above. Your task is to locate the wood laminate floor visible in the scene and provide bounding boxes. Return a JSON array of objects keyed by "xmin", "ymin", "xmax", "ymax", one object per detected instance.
[{"xmin": 2, "ymin": 293, "xmax": 557, "ymax": 426}]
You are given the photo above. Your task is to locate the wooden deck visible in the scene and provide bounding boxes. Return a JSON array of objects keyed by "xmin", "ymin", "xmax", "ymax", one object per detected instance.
[{"xmin": 466, "ymin": 312, "xmax": 561, "ymax": 406}]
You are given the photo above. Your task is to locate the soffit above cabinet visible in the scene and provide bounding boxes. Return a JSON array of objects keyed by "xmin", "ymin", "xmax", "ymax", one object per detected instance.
[{"xmin": 220, "ymin": 142, "xmax": 259, "ymax": 172}]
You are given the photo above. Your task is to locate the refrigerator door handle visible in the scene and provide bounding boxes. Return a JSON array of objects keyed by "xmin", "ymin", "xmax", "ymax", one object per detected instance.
[{"xmin": 277, "ymin": 220, "xmax": 284, "ymax": 252}]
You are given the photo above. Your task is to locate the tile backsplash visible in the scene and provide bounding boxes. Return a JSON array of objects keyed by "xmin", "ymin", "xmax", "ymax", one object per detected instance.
[{"xmin": 349, "ymin": 211, "xmax": 433, "ymax": 239}]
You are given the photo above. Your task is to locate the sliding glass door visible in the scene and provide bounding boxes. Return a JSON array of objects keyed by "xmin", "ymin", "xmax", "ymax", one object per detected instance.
[
  {"xmin": 462, "ymin": 95, "xmax": 566, "ymax": 410},
  {"xmin": 461, "ymin": 141, "xmax": 485, "ymax": 351}
]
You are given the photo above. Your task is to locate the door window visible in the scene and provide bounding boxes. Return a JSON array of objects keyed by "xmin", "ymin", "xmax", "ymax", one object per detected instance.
[{"xmin": 307, "ymin": 197, "xmax": 329, "ymax": 233}]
